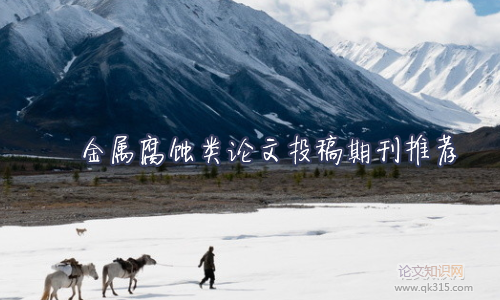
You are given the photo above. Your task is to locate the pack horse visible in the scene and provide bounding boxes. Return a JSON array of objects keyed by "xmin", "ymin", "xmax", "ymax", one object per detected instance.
[
  {"xmin": 41, "ymin": 263, "xmax": 99, "ymax": 300},
  {"xmin": 102, "ymin": 254, "xmax": 157, "ymax": 297}
]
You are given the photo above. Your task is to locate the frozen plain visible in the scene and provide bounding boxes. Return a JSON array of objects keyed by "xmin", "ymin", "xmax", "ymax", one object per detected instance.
[{"xmin": 0, "ymin": 203, "xmax": 499, "ymax": 300}]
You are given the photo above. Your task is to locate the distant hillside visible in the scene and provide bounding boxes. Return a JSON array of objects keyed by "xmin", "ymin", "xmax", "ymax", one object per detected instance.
[
  {"xmin": 453, "ymin": 125, "xmax": 500, "ymax": 153},
  {"xmin": 452, "ymin": 150, "xmax": 500, "ymax": 168}
]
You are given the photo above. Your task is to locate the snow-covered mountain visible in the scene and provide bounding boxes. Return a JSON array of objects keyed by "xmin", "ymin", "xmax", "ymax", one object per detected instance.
[
  {"xmin": 338, "ymin": 57, "xmax": 482, "ymax": 132},
  {"xmin": 0, "ymin": 0, "xmax": 444, "ymax": 154},
  {"xmin": 333, "ymin": 40, "xmax": 500, "ymax": 131}
]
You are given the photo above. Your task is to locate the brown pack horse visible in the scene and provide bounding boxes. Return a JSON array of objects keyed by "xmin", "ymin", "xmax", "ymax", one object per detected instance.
[
  {"xmin": 102, "ymin": 254, "xmax": 156, "ymax": 297},
  {"xmin": 41, "ymin": 263, "xmax": 99, "ymax": 300}
]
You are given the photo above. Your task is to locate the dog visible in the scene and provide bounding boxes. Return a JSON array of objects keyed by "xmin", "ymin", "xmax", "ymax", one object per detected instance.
[{"xmin": 76, "ymin": 228, "xmax": 87, "ymax": 236}]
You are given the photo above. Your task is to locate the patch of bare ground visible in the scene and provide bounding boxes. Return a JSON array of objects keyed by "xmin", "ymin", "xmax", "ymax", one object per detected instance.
[{"xmin": 1, "ymin": 164, "xmax": 500, "ymax": 226}]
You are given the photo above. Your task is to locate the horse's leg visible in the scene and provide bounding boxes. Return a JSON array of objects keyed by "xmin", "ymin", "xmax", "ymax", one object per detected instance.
[
  {"xmin": 102, "ymin": 280, "xmax": 107, "ymax": 298},
  {"xmin": 51, "ymin": 288, "xmax": 59, "ymax": 300},
  {"xmin": 69, "ymin": 285, "xmax": 76, "ymax": 300},
  {"xmin": 132, "ymin": 278, "xmax": 138, "ymax": 291},
  {"xmin": 103, "ymin": 278, "xmax": 110, "ymax": 297},
  {"xmin": 50, "ymin": 288, "xmax": 56, "ymax": 300},
  {"xmin": 128, "ymin": 277, "xmax": 134, "ymax": 294},
  {"xmin": 103, "ymin": 274, "xmax": 118, "ymax": 297},
  {"xmin": 102, "ymin": 265, "xmax": 110, "ymax": 298},
  {"xmin": 110, "ymin": 280, "xmax": 118, "ymax": 296},
  {"xmin": 77, "ymin": 282, "xmax": 83, "ymax": 300}
]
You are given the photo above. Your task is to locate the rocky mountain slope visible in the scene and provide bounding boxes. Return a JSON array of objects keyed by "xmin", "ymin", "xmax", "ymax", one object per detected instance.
[{"xmin": 0, "ymin": 0, "xmax": 442, "ymax": 156}]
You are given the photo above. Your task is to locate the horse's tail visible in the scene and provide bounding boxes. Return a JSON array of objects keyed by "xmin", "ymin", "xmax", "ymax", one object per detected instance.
[
  {"xmin": 102, "ymin": 265, "xmax": 109, "ymax": 290},
  {"xmin": 41, "ymin": 274, "xmax": 51, "ymax": 300}
]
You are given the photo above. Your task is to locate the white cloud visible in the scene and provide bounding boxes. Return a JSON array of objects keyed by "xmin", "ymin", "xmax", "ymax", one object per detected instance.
[{"xmin": 235, "ymin": 0, "xmax": 500, "ymax": 51}]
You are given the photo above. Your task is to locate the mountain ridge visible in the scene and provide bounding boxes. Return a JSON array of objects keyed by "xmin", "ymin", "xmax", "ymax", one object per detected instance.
[
  {"xmin": 332, "ymin": 40, "xmax": 500, "ymax": 130},
  {"xmin": 0, "ymin": 0, "xmax": 442, "ymax": 156}
]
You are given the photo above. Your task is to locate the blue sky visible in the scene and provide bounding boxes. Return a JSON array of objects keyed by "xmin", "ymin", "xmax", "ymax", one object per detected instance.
[
  {"xmin": 468, "ymin": 0, "xmax": 500, "ymax": 15},
  {"xmin": 430, "ymin": 0, "xmax": 500, "ymax": 15}
]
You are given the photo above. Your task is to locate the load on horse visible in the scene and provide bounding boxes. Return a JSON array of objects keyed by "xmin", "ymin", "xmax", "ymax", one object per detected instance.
[{"xmin": 52, "ymin": 258, "xmax": 82, "ymax": 279}]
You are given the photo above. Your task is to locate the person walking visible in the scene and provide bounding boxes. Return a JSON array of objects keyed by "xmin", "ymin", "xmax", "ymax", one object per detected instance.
[{"xmin": 198, "ymin": 246, "xmax": 216, "ymax": 289}]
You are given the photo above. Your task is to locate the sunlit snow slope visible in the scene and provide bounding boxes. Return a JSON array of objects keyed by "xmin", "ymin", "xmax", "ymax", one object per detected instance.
[{"xmin": 333, "ymin": 40, "xmax": 500, "ymax": 131}]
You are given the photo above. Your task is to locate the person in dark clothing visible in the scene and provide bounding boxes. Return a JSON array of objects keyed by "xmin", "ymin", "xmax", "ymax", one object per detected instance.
[{"xmin": 198, "ymin": 246, "xmax": 216, "ymax": 289}]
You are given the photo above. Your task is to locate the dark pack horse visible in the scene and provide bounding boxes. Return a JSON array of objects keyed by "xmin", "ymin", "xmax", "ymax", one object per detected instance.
[{"xmin": 102, "ymin": 254, "xmax": 156, "ymax": 297}]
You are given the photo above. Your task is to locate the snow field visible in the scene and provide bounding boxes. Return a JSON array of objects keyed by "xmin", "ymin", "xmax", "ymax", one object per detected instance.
[{"xmin": 0, "ymin": 203, "xmax": 499, "ymax": 299}]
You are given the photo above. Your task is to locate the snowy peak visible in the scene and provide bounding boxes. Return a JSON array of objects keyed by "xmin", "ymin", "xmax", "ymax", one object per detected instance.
[
  {"xmin": 0, "ymin": 0, "xmax": 105, "ymax": 28},
  {"xmin": 387, "ymin": 42, "xmax": 483, "ymax": 94},
  {"xmin": 332, "ymin": 40, "xmax": 401, "ymax": 73},
  {"xmin": 0, "ymin": 4, "xmax": 116, "ymax": 96},
  {"xmin": 333, "ymin": 40, "xmax": 500, "ymax": 128},
  {"xmin": 0, "ymin": 0, "xmax": 62, "ymax": 28},
  {"xmin": 0, "ymin": 0, "xmax": 443, "ymax": 153}
]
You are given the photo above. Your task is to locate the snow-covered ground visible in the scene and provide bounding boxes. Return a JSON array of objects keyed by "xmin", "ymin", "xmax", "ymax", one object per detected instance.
[{"xmin": 1, "ymin": 203, "xmax": 498, "ymax": 299}]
